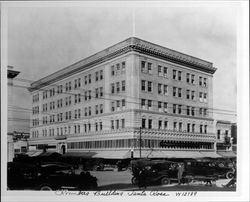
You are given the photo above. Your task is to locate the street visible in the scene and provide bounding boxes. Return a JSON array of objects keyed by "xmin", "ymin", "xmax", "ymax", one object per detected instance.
[{"xmin": 91, "ymin": 170, "xmax": 236, "ymax": 191}]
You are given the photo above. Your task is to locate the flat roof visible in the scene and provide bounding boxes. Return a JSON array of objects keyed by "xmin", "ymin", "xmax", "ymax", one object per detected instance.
[{"xmin": 30, "ymin": 37, "xmax": 217, "ymax": 91}]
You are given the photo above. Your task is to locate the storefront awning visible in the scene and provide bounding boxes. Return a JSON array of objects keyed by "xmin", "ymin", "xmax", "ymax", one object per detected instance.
[
  {"xmin": 200, "ymin": 152, "xmax": 222, "ymax": 158},
  {"xmin": 63, "ymin": 151, "xmax": 97, "ymax": 158},
  {"xmin": 217, "ymin": 151, "xmax": 237, "ymax": 158},
  {"xmin": 93, "ymin": 150, "xmax": 131, "ymax": 159}
]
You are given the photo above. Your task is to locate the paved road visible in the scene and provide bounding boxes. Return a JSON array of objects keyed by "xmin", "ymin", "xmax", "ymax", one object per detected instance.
[{"xmin": 90, "ymin": 170, "xmax": 236, "ymax": 191}]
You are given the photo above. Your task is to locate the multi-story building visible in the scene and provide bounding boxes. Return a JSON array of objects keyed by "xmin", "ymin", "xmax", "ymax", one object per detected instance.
[
  {"xmin": 29, "ymin": 37, "xmax": 219, "ymax": 159},
  {"xmin": 215, "ymin": 120, "xmax": 236, "ymax": 158}
]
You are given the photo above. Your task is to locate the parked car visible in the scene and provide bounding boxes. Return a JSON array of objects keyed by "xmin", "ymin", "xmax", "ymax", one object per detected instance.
[
  {"xmin": 131, "ymin": 159, "xmax": 179, "ymax": 185},
  {"xmin": 183, "ymin": 159, "xmax": 235, "ymax": 181},
  {"xmin": 7, "ymin": 162, "xmax": 98, "ymax": 191}
]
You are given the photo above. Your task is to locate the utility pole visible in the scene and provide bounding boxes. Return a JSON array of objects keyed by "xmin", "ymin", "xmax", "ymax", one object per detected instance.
[{"xmin": 139, "ymin": 127, "xmax": 142, "ymax": 159}]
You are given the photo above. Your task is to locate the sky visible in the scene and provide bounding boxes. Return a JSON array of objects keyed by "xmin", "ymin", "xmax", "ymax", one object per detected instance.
[{"xmin": 6, "ymin": 1, "xmax": 238, "ymax": 128}]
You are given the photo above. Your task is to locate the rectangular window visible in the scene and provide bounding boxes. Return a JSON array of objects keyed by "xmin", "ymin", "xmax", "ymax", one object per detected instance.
[
  {"xmin": 142, "ymin": 118, "xmax": 146, "ymax": 129},
  {"xmin": 111, "ymin": 120, "xmax": 114, "ymax": 130},
  {"xmin": 186, "ymin": 73, "xmax": 190, "ymax": 83},
  {"xmin": 199, "ymin": 92, "xmax": 203, "ymax": 102},
  {"xmin": 95, "ymin": 105, "xmax": 98, "ymax": 114},
  {"xmin": 186, "ymin": 90, "xmax": 190, "ymax": 99},
  {"xmin": 191, "ymin": 74, "xmax": 195, "ymax": 84},
  {"xmin": 178, "ymin": 71, "xmax": 182, "ymax": 81},
  {"xmin": 85, "ymin": 76, "xmax": 88, "ymax": 85},
  {"xmin": 204, "ymin": 93, "xmax": 207, "ymax": 103},
  {"xmin": 116, "ymin": 82, "xmax": 120, "ymax": 93},
  {"xmin": 100, "ymin": 104, "xmax": 103, "ymax": 114},
  {"xmin": 85, "ymin": 91, "xmax": 88, "ymax": 101},
  {"xmin": 148, "ymin": 63, "xmax": 152, "ymax": 74},
  {"xmin": 148, "ymin": 100, "xmax": 152, "ymax": 110},
  {"xmin": 78, "ymin": 78, "xmax": 81, "ymax": 87},
  {"xmin": 199, "ymin": 108, "xmax": 203, "ymax": 116},
  {"xmin": 164, "ymin": 102, "xmax": 168, "ymax": 113},
  {"xmin": 163, "ymin": 85, "xmax": 168, "ymax": 95},
  {"xmin": 178, "ymin": 88, "xmax": 182, "ymax": 97},
  {"xmin": 100, "ymin": 70, "xmax": 103, "ymax": 80},
  {"xmin": 164, "ymin": 121, "xmax": 168, "ymax": 129},
  {"xmin": 68, "ymin": 82, "xmax": 71, "ymax": 91},
  {"xmin": 148, "ymin": 119, "xmax": 152, "ymax": 129},
  {"xmin": 191, "ymin": 91, "xmax": 195, "ymax": 100},
  {"xmin": 163, "ymin": 67, "xmax": 168, "ymax": 77},
  {"xmin": 158, "ymin": 120, "xmax": 162, "ymax": 129},
  {"xmin": 141, "ymin": 61, "xmax": 146, "ymax": 73},
  {"xmin": 88, "ymin": 90, "xmax": 91, "ymax": 100},
  {"xmin": 85, "ymin": 108, "xmax": 88, "ymax": 116},
  {"xmin": 158, "ymin": 101, "xmax": 162, "ymax": 112},
  {"xmin": 74, "ymin": 79, "xmax": 77, "ymax": 89},
  {"xmin": 204, "ymin": 78, "xmax": 207, "ymax": 87},
  {"xmin": 116, "ymin": 100, "xmax": 120, "ymax": 109},
  {"xmin": 122, "ymin": 80, "xmax": 126, "ymax": 91},
  {"xmin": 158, "ymin": 65, "xmax": 163, "ymax": 76},
  {"xmin": 179, "ymin": 122, "xmax": 182, "ymax": 131},
  {"xmin": 100, "ymin": 122, "xmax": 103, "ymax": 131},
  {"xmin": 204, "ymin": 125, "xmax": 207, "ymax": 134},
  {"xmin": 100, "ymin": 87, "xmax": 103, "ymax": 97},
  {"xmin": 178, "ymin": 105, "xmax": 182, "ymax": 114},
  {"xmin": 122, "ymin": 99, "xmax": 126, "ymax": 108},
  {"xmin": 173, "ymin": 122, "xmax": 177, "ymax": 130},
  {"xmin": 116, "ymin": 119, "xmax": 119, "ymax": 129},
  {"xmin": 121, "ymin": 62, "xmax": 126, "ymax": 74},
  {"xmin": 158, "ymin": 83, "xmax": 162, "ymax": 94},
  {"xmin": 116, "ymin": 64, "xmax": 120, "ymax": 75},
  {"xmin": 200, "ymin": 125, "xmax": 203, "ymax": 133},
  {"xmin": 111, "ymin": 83, "xmax": 115, "ymax": 94},
  {"xmin": 173, "ymin": 87, "xmax": 177, "ymax": 97},
  {"xmin": 199, "ymin": 76, "xmax": 202, "ymax": 86},
  {"xmin": 111, "ymin": 101, "xmax": 115, "ymax": 112},
  {"xmin": 95, "ymin": 72, "xmax": 99, "ymax": 81},
  {"xmin": 88, "ymin": 74, "xmax": 91, "ymax": 84},
  {"xmin": 141, "ymin": 99, "xmax": 146, "ymax": 109},
  {"xmin": 192, "ymin": 124, "xmax": 195, "ymax": 132},
  {"xmin": 187, "ymin": 123, "xmax": 190, "ymax": 132},
  {"xmin": 121, "ymin": 119, "xmax": 125, "ymax": 128},
  {"xmin": 204, "ymin": 108, "xmax": 207, "ymax": 116},
  {"xmin": 191, "ymin": 107, "xmax": 195, "ymax": 116},
  {"xmin": 88, "ymin": 107, "xmax": 91, "ymax": 116},
  {"xmin": 95, "ymin": 88, "xmax": 99, "ymax": 98},
  {"xmin": 173, "ymin": 104, "xmax": 177, "ymax": 114},
  {"xmin": 173, "ymin": 70, "xmax": 177, "ymax": 80},
  {"xmin": 111, "ymin": 65, "xmax": 115, "ymax": 76},
  {"xmin": 148, "ymin": 81, "xmax": 152, "ymax": 92},
  {"xmin": 217, "ymin": 130, "xmax": 221, "ymax": 139},
  {"xmin": 141, "ymin": 80, "xmax": 146, "ymax": 91},
  {"xmin": 187, "ymin": 106, "xmax": 190, "ymax": 116}
]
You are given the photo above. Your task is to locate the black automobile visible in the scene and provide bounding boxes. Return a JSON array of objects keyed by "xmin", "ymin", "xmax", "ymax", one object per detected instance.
[
  {"xmin": 131, "ymin": 159, "xmax": 178, "ymax": 185},
  {"xmin": 7, "ymin": 162, "xmax": 98, "ymax": 190},
  {"xmin": 183, "ymin": 159, "xmax": 235, "ymax": 181}
]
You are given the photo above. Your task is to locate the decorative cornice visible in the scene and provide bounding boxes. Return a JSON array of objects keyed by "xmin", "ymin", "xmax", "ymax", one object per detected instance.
[{"xmin": 30, "ymin": 37, "xmax": 217, "ymax": 92}]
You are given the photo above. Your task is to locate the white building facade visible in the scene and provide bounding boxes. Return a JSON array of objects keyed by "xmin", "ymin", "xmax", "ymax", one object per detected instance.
[{"xmin": 29, "ymin": 37, "xmax": 218, "ymax": 159}]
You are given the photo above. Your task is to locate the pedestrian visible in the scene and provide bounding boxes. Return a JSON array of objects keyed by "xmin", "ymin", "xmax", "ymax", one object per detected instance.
[
  {"xmin": 138, "ymin": 168, "xmax": 147, "ymax": 189},
  {"xmin": 177, "ymin": 163, "xmax": 184, "ymax": 185}
]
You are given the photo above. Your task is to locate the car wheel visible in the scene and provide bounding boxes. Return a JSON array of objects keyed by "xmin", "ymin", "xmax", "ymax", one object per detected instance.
[
  {"xmin": 226, "ymin": 172, "xmax": 234, "ymax": 179},
  {"xmin": 161, "ymin": 177, "xmax": 170, "ymax": 185},
  {"xmin": 40, "ymin": 185, "xmax": 53, "ymax": 191},
  {"xmin": 131, "ymin": 177, "xmax": 138, "ymax": 185}
]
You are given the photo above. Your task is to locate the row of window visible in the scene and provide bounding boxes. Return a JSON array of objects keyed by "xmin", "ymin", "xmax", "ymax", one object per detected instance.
[
  {"xmin": 67, "ymin": 139, "xmax": 213, "ymax": 149},
  {"xmin": 111, "ymin": 61, "xmax": 126, "ymax": 76},
  {"xmin": 110, "ymin": 119, "xmax": 125, "ymax": 130},
  {"xmin": 32, "ymin": 106, "xmax": 39, "ymax": 114},
  {"xmin": 140, "ymin": 60, "xmax": 208, "ymax": 87},
  {"xmin": 111, "ymin": 80, "xmax": 126, "ymax": 94},
  {"xmin": 111, "ymin": 99, "xmax": 126, "ymax": 112},
  {"xmin": 32, "ymin": 94, "xmax": 39, "ymax": 103},
  {"xmin": 141, "ymin": 118, "xmax": 208, "ymax": 133}
]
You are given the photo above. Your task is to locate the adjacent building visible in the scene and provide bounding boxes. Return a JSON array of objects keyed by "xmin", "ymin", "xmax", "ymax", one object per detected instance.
[{"xmin": 28, "ymin": 37, "xmax": 219, "ymax": 159}]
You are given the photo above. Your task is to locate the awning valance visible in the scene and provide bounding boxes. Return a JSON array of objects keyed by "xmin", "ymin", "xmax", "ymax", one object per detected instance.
[
  {"xmin": 63, "ymin": 151, "xmax": 97, "ymax": 158},
  {"xmin": 217, "ymin": 151, "xmax": 237, "ymax": 158}
]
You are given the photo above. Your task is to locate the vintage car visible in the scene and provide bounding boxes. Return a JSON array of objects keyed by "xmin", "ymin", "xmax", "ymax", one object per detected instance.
[
  {"xmin": 7, "ymin": 162, "xmax": 98, "ymax": 191},
  {"xmin": 131, "ymin": 159, "xmax": 179, "ymax": 185}
]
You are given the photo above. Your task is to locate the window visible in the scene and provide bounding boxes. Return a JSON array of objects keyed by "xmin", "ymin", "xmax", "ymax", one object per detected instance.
[
  {"xmin": 74, "ymin": 79, "xmax": 77, "ymax": 89},
  {"xmin": 178, "ymin": 88, "xmax": 182, "ymax": 97},
  {"xmin": 100, "ymin": 104, "xmax": 104, "ymax": 114},
  {"xmin": 84, "ymin": 91, "xmax": 88, "ymax": 101},
  {"xmin": 199, "ymin": 76, "xmax": 202, "ymax": 86},
  {"xmin": 191, "ymin": 91, "xmax": 195, "ymax": 100},
  {"xmin": 148, "ymin": 63, "xmax": 152, "ymax": 74},
  {"xmin": 88, "ymin": 107, "xmax": 91, "ymax": 116},
  {"xmin": 173, "ymin": 104, "xmax": 177, "ymax": 114},
  {"xmin": 111, "ymin": 83, "xmax": 115, "ymax": 94},
  {"xmin": 121, "ymin": 62, "xmax": 126, "ymax": 74},
  {"xmin": 121, "ymin": 80, "xmax": 126, "ymax": 91},
  {"xmin": 111, "ymin": 120, "xmax": 114, "ymax": 130},
  {"xmin": 100, "ymin": 70, "xmax": 103, "ymax": 80},
  {"xmin": 116, "ymin": 82, "xmax": 120, "ymax": 93},
  {"xmin": 163, "ymin": 67, "xmax": 168, "ymax": 77},
  {"xmin": 85, "ymin": 76, "xmax": 88, "ymax": 85},
  {"xmin": 164, "ymin": 121, "xmax": 168, "ymax": 129},
  {"xmin": 68, "ymin": 82, "xmax": 71, "ymax": 91},
  {"xmin": 204, "ymin": 108, "xmax": 207, "ymax": 116},
  {"xmin": 199, "ymin": 108, "xmax": 203, "ymax": 116},
  {"xmin": 178, "ymin": 105, "xmax": 182, "ymax": 114},
  {"xmin": 78, "ymin": 78, "xmax": 81, "ymax": 87},
  {"xmin": 122, "ymin": 99, "xmax": 126, "ymax": 109},
  {"xmin": 200, "ymin": 125, "xmax": 203, "ymax": 133},
  {"xmin": 100, "ymin": 122, "xmax": 103, "ymax": 131},
  {"xmin": 148, "ymin": 100, "xmax": 152, "ymax": 110},
  {"xmin": 121, "ymin": 119, "xmax": 125, "ymax": 128},
  {"xmin": 179, "ymin": 122, "xmax": 182, "ymax": 131},
  {"xmin": 173, "ymin": 87, "xmax": 177, "ymax": 97},
  {"xmin": 158, "ymin": 65, "xmax": 163, "ymax": 76},
  {"xmin": 95, "ymin": 72, "xmax": 99, "ymax": 81},
  {"xmin": 141, "ymin": 61, "xmax": 146, "ymax": 73},
  {"xmin": 164, "ymin": 102, "xmax": 168, "ymax": 113},
  {"xmin": 116, "ymin": 119, "xmax": 119, "ymax": 129},
  {"xmin": 186, "ymin": 90, "xmax": 190, "ymax": 99},
  {"xmin": 100, "ymin": 87, "xmax": 103, "ymax": 97},
  {"xmin": 111, "ymin": 65, "xmax": 115, "ymax": 76},
  {"xmin": 204, "ymin": 78, "xmax": 207, "ymax": 87},
  {"xmin": 148, "ymin": 119, "xmax": 152, "ymax": 129},
  {"xmin": 158, "ymin": 102, "xmax": 162, "ymax": 112},
  {"xmin": 88, "ymin": 74, "xmax": 91, "ymax": 84},
  {"xmin": 141, "ymin": 99, "xmax": 146, "ymax": 109},
  {"xmin": 186, "ymin": 73, "xmax": 190, "ymax": 83},
  {"xmin": 164, "ymin": 85, "xmax": 168, "ymax": 95},
  {"xmin": 158, "ymin": 120, "xmax": 162, "ymax": 129},
  {"xmin": 142, "ymin": 118, "xmax": 146, "ymax": 129},
  {"xmin": 192, "ymin": 124, "xmax": 195, "ymax": 132},
  {"xmin": 148, "ymin": 81, "xmax": 152, "ymax": 92},
  {"xmin": 95, "ymin": 88, "xmax": 99, "ymax": 98},
  {"xmin": 204, "ymin": 125, "xmax": 207, "ymax": 134},
  {"xmin": 199, "ymin": 92, "xmax": 203, "ymax": 102},
  {"xmin": 141, "ymin": 80, "xmax": 146, "ymax": 91},
  {"xmin": 84, "ymin": 108, "xmax": 88, "ymax": 116},
  {"xmin": 116, "ymin": 64, "xmax": 120, "ymax": 75},
  {"xmin": 116, "ymin": 100, "xmax": 120, "ymax": 110},
  {"xmin": 173, "ymin": 70, "xmax": 177, "ymax": 80},
  {"xmin": 204, "ymin": 93, "xmax": 207, "ymax": 103},
  {"xmin": 158, "ymin": 84, "xmax": 162, "ymax": 94},
  {"xmin": 191, "ymin": 74, "xmax": 195, "ymax": 84},
  {"xmin": 187, "ymin": 123, "xmax": 190, "ymax": 132},
  {"xmin": 95, "ymin": 105, "xmax": 98, "ymax": 114},
  {"xmin": 173, "ymin": 122, "xmax": 177, "ymax": 130},
  {"xmin": 191, "ymin": 107, "xmax": 195, "ymax": 116},
  {"xmin": 88, "ymin": 90, "xmax": 91, "ymax": 100},
  {"xmin": 111, "ymin": 101, "xmax": 115, "ymax": 112},
  {"xmin": 217, "ymin": 130, "xmax": 221, "ymax": 139},
  {"xmin": 178, "ymin": 71, "xmax": 182, "ymax": 81},
  {"xmin": 95, "ymin": 122, "xmax": 98, "ymax": 131}
]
